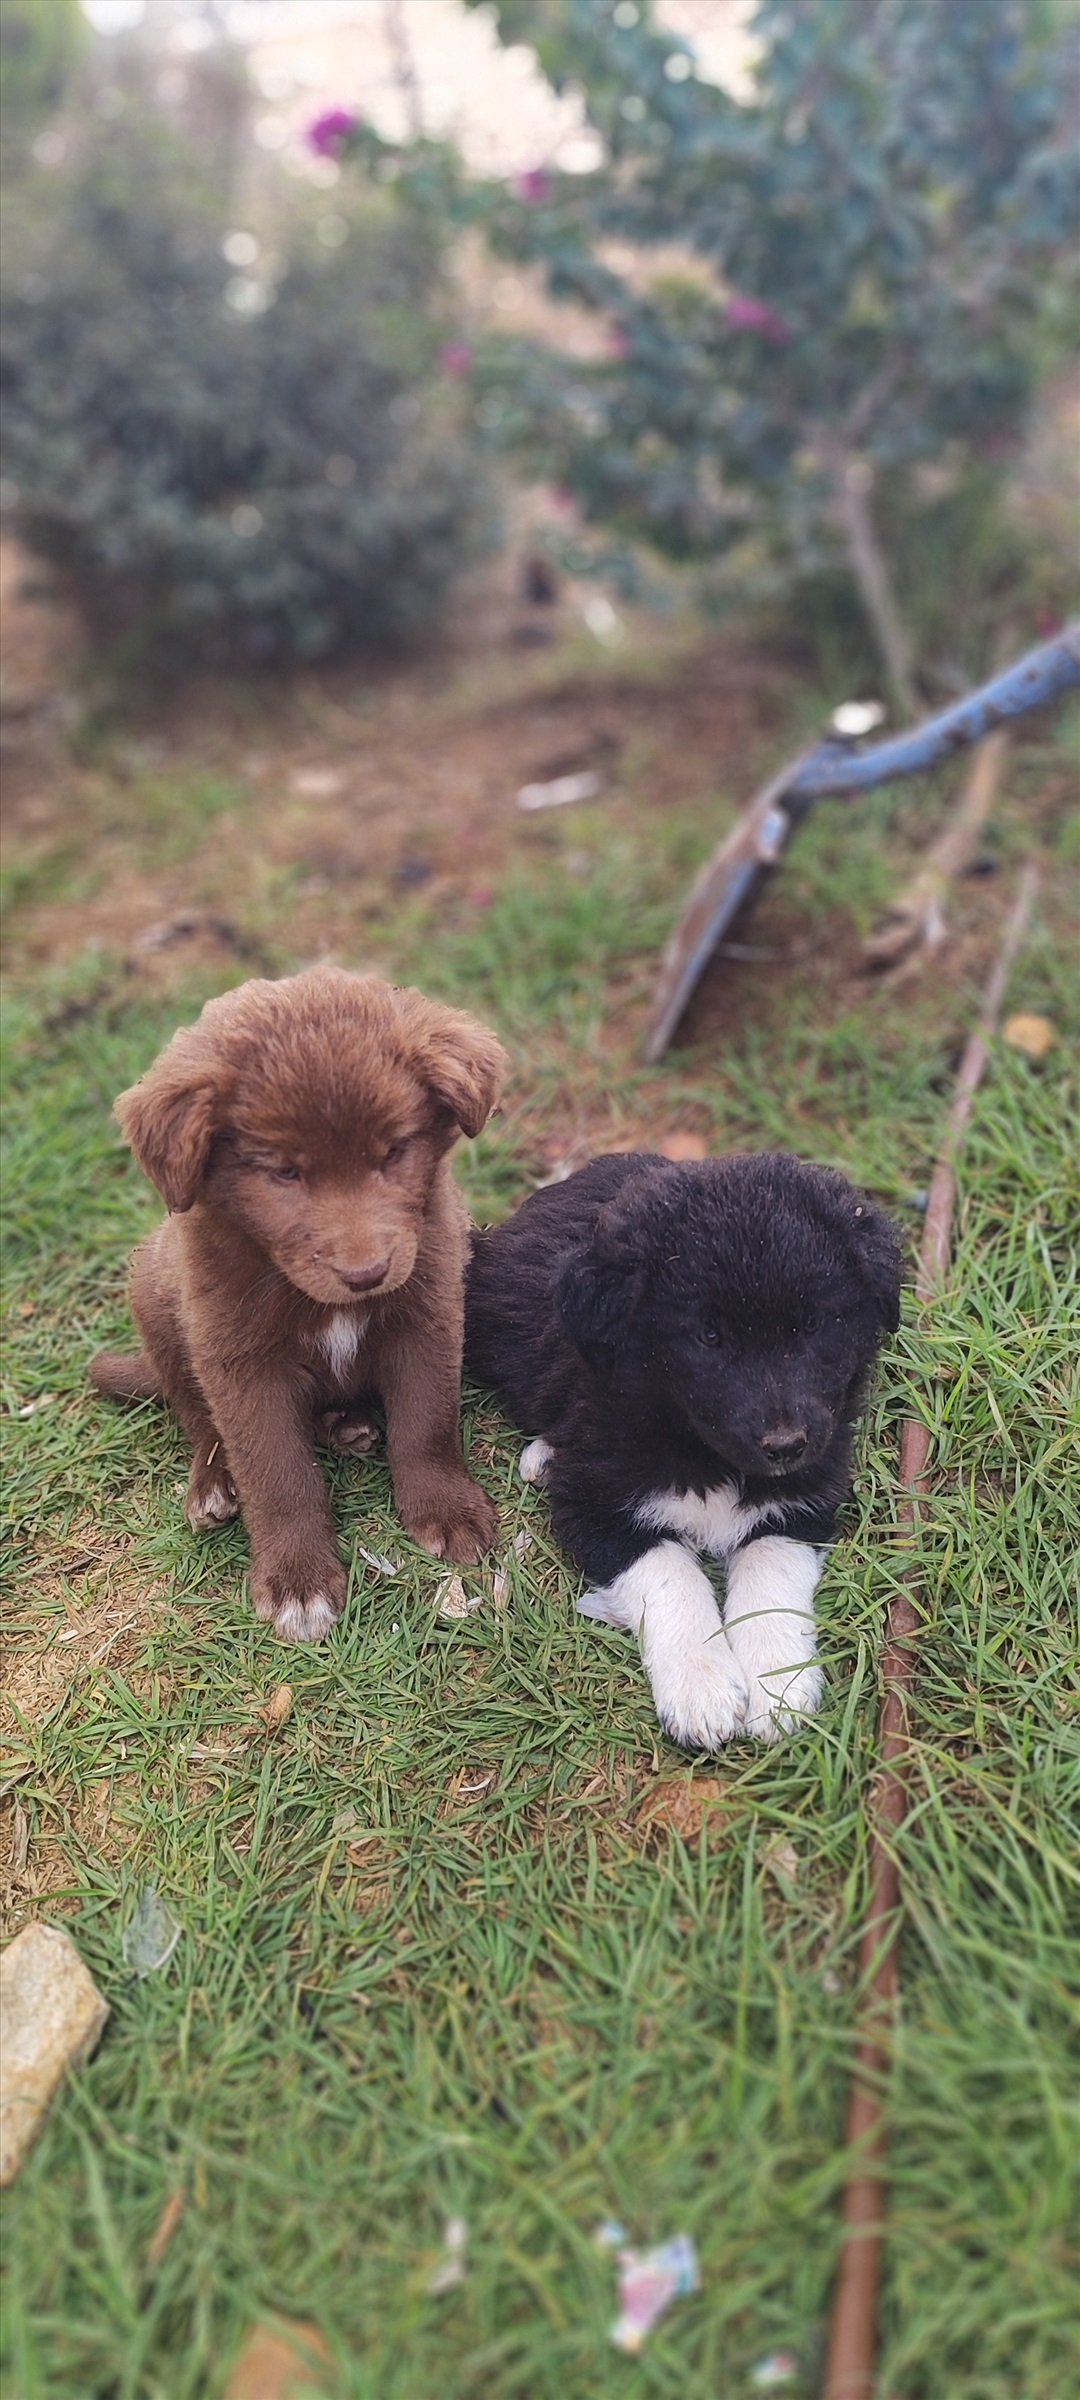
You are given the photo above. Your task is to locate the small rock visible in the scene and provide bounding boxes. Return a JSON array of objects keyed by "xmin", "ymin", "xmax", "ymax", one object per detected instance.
[
  {"xmin": 0, "ymin": 1922, "xmax": 110, "ymax": 2185},
  {"xmin": 1002, "ymin": 1012, "xmax": 1056, "ymax": 1060},
  {"xmin": 224, "ymin": 2319, "xmax": 333, "ymax": 2400}
]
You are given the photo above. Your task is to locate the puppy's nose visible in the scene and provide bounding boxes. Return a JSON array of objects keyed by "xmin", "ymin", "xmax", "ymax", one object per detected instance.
[
  {"xmin": 336, "ymin": 1257, "xmax": 391, "ymax": 1293},
  {"xmin": 760, "ymin": 1426, "xmax": 808, "ymax": 1465}
]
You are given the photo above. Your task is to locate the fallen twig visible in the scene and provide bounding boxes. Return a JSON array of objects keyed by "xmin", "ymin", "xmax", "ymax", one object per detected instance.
[{"xmin": 823, "ymin": 861, "xmax": 1042, "ymax": 2400}]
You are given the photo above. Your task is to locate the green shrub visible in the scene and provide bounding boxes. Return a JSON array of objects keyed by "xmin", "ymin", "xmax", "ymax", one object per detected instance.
[{"xmin": 0, "ymin": 118, "xmax": 489, "ymax": 664}]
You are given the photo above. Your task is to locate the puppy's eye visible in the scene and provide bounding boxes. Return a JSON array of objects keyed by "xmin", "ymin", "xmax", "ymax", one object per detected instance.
[
  {"xmin": 701, "ymin": 1326, "xmax": 722, "ymax": 1348},
  {"xmin": 270, "ymin": 1163, "xmax": 302, "ymax": 1184},
  {"xmin": 382, "ymin": 1139, "xmax": 410, "ymax": 1169}
]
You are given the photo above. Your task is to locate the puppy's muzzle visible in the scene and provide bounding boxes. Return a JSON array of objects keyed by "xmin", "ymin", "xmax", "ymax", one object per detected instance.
[{"xmin": 334, "ymin": 1256, "xmax": 391, "ymax": 1294}]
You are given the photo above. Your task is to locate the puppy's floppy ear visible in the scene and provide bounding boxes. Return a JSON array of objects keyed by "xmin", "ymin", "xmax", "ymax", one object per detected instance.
[
  {"xmin": 849, "ymin": 1195, "xmax": 903, "ymax": 1332},
  {"xmin": 395, "ymin": 989, "xmax": 508, "ymax": 1139},
  {"xmin": 556, "ymin": 1229, "xmax": 647, "ymax": 1374},
  {"xmin": 114, "ymin": 1047, "xmax": 220, "ymax": 1213}
]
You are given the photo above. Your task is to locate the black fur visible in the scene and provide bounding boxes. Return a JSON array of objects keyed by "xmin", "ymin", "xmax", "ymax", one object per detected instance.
[{"xmin": 465, "ymin": 1150, "xmax": 901, "ymax": 1587}]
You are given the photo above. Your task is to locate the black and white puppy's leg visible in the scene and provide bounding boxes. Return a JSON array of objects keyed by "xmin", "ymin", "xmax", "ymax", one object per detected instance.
[
  {"xmin": 580, "ymin": 1540, "xmax": 750, "ymax": 1751},
  {"xmin": 722, "ymin": 1536, "xmax": 825, "ymax": 1741}
]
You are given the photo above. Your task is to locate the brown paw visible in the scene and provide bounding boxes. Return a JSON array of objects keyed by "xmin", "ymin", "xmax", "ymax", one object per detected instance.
[
  {"xmin": 405, "ymin": 1480, "xmax": 499, "ymax": 1566},
  {"xmin": 251, "ymin": 1554, "xmax": 348, "ymax": 1642},
  {"xmin": 185, "ymin": 1456, "xmax": 239, "ymax": 1531},
  {"xmin": 318, "ymin": 1405, "xmax": 382, "ymax": 1457}
]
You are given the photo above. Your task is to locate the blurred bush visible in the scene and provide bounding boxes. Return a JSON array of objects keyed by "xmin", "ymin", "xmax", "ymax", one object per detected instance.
[
  {"xmin": 0, "ymin": 117, "xmax": 489, "ymax": 665},
  {"xmin": 0, "ymin": 0, "xmax": 82, "ymax": 132}
]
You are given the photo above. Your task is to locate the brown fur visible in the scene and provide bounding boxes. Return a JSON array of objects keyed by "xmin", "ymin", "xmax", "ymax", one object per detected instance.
[{"xmin": 90, "ymin": 966, "xmax": 507, "ymax": 1641}]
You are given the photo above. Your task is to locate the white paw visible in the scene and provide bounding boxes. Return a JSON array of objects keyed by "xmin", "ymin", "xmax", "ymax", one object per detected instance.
[
  {"xmin": 185, "ymin": 1475, "xmax": 238, "ymax": 1530},
  {"xmin": 650, "ymin": 1635, "xmax": 750, "ymax": 1752},
  {"xmin": 519, "ymin": 1437, "xmax": 554, "ymax": 1487},
  {"xmin": 741, "ymin": 1659, "xmax": 824, "ymax": 1742},
  {"xmin": 267, "ymin": 1589, "xmax": 342, "ymax": 1642}
]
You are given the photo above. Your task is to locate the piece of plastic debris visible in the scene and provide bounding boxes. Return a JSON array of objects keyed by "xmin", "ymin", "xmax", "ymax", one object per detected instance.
[
  {"xmin": 516, "ymin": 769, "xmax": 603, "ymax": 812},
  {"xmin": 831, "ymin": 699, "xmax": 886, "ymax": 738},
  {"xmin": 764, "ymin": 1840, "xmax": 800, "ymax": 1888},
  {"xmin": 356, "ymin": 1545, "xmax": 401, "ymax": 1576},
  {"xmin": 604, "ymin": 2229, "xmax": 700, "ymax": 2352},
  {"xmin": 1002, "ymin": 1011, "xmax": 1056, "ymax": 1060},
  {"xmin": 259, "ymin": 1683, "xmax": 293, "ymax": 1732},
  {"xmin": 437, "ymin": 1576, "xmax": 484, "ymax": 1620},
  {"xmin": 224, "ymin": 2318, "xmax": 333, "ymax": 2399},
  {"xmin": 427, "ymin": 2213, "xmax": 468, "ymax": 2294},
  {"xmin": 122, "ymin": 1886, "xmax": 182, "ymax": 1978},
  {"xmin": 512, "ymin": 1528, "xmax": 533, "ymax": 1560},
  {"xmin": 750, "ymin": 2349, "xmax": 801, "ymax": 2387},
  {"xmin": 289, "ymin": 765, "xmax": 344, "ymax": 798},
  {"xmin": 595, "ymin": 2219, "xmax": 629, "ymax": 2248},
  {"xmin": 0, "ymin": 1922, "xmax": 111, "ymax": 2184},
  {"xmin": 583, "ymin": 594, "xmax": 625, "ymax": 645},
  {"xmin": 17, "ymin": 1393, "xmax": 57, "ymax": 1418},
  {"xmin": 492, "ymin": 1566, "xmax": 510, "ymax": 1611}
]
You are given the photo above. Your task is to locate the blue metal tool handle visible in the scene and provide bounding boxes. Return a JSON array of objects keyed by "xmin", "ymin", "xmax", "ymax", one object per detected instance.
[{"xmin": 789, "ymin": 628, "xmax": 1080, "ymax": 799}]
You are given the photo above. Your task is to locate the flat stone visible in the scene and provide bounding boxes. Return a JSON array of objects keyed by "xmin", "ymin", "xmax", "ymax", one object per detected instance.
[{"xmin": 0, "ymin": 1921, "xmax": 110, "ymax": 2185}]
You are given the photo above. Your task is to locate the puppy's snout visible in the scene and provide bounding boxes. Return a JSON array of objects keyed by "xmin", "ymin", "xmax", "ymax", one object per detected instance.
[
  {"xmin": 760, "ymin": 1424, "xmax": 808, "ymax": 1466},
  {"xmin": 335, "ymin": 1256, "xmax": 391, "ymax": 1294}
]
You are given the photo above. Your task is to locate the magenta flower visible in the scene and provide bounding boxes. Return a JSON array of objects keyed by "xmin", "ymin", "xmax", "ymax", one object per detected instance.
[
  {"xmin": 726, "ymin": 293, "xmax": 794, "ymax": 343},
  {"xmin": 439, "ymin": 341, "xmax": 472, "ymax": 378},
  {"xmin": 607, "ymin": 327, "xmax": 632, "ymax": 358},
  {"xmin": 516, "ymin": 166, "xmax": 551, "ymax": 204},
  {"xmin": 307, "ymin": 108, "xmax": 359, "ymax": 159}
]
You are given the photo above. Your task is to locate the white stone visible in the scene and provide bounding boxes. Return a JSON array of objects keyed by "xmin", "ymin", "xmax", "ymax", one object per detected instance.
[{"xmin": 0, "ymin": 1922, "xmax": 110, "ymax": 2184}]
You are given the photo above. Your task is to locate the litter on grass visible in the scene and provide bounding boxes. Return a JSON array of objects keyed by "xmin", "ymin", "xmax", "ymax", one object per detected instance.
[
  {"xmin": 122, "ymin": 1886, "xmax": 182, "ymax": 1977},
  {"xmin": 595, "ymin": 2221, "xmax": 700, "ymax": 2352},
  {"xmin": 516, "ymin": 769, "xmax": 603, "ymax": 811},
  {"xmin": 356, "ymin": 1544, "xmax": 401, "ymax": 1576},
  {"xmin": 427, "ymin": 2214, "xmax": 468, "ymax": 2294},
  {"xmin": 437, "ymin": 1575, "xmax": 484, "ymax": 1620},
  {"xmin": 750, "ymin": 2350, "xmax": 801, "ymax": 2386}
]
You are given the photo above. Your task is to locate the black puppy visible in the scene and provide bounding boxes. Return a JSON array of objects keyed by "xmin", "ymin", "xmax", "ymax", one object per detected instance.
[{"xmin": 466, "ymin": 1151, "xmax": 901, "ymax": 1750}]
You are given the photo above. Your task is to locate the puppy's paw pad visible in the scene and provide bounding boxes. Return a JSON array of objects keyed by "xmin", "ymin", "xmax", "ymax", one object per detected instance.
[
  {"xmin": 185, "ymin": 1473, "xmax": 238, "ymax": 1530},
  {"xmin": 742, "ymin": 1662, "xmax": 824, "ymax": 1743},
  {"xmin": 653, "ymin": 1648, "xmax": 750, "ymax": 1753},
  {"xmin": 518, "ymin": 1438, "xmax": 554, "ymax": 1487}
]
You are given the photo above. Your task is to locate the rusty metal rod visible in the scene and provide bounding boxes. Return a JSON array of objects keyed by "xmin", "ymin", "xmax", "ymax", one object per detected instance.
[{"xmin": 823, "ymin": 861, "xmax": 1042, "ymax": 2400}]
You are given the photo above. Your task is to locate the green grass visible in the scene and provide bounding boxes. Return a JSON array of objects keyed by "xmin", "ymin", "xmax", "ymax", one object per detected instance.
[{"xmin": 2, "ymin": 696, "xmax": 1078, "ymax": 2397}]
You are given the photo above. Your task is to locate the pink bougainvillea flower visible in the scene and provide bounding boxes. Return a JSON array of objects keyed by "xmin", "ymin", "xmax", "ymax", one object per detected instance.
[
  {"xmin": 726, "ymin": 293, "xmax": 794, "ymax": 343},
  {"xmin": 607, "ymin": 327, "xmax": 632, "ymax": 357},
  {"xmin": 439, "ymin": 341, "xmax": 473, "ymax": 378},
  {"xmin": 307, "ymin": 108, "xmax": 359, "ymax": 158},
  {"xmin": 516, "ymin": 166, "xmax": 551, "ymax": 204}
]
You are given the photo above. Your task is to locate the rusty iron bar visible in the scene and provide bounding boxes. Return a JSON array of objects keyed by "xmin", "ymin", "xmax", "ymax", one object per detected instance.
[{"xmin": 823, "ymin": 861, "xmax": 1043, "ymax": 2400}]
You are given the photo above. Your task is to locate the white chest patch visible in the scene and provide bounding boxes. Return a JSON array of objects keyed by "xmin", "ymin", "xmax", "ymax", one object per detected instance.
[
  {"xmin": 634, "ymin": 1481, "xmax": 781, "ymax": 1558},
  {"xmin": 318, "ymin": 1311, "xmax": 366, "ymax": 1383}
]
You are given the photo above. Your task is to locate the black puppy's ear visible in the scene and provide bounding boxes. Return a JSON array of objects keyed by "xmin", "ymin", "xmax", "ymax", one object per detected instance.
[
  {"xmin": 556, "ymin": 1243, "xmax": 647, "ymax": 1373},
  {"xmin": 849, "ymin": 1196, "xmax": 903, "ymax": 1332},
  {"xmin": 114, "ymin": 1054, "xmax": 220, "ymax": 1213}
]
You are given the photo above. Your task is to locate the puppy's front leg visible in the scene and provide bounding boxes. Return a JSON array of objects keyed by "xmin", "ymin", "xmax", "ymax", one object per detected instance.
[
  {"xmin": 383, "ymin": 1332, "xmax": 497, "ymax": 1566},
  {"xmin": 723, "ymin": 1536, "xmax": 825, "ymax": 1740},
  {"xmin": 581, "ymin": 1540, "xmax": 749, "ymax": 1751},
  {"xmin": 196, "ymin": 1371, "xmax": 347, "ymax": 1641}
]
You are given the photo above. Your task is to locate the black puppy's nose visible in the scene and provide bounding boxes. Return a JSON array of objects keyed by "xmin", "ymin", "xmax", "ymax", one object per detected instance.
[
  {"xmin": 337, "ymin": 1257, "xmax": 391, "ymax": 1293},
  {"xmin": 760, "ymin": 1426, "xmax": 808, "ymax": 1465}
]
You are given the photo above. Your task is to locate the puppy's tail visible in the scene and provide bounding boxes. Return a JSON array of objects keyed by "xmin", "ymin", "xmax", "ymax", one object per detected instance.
[{"xmin": 88, "ymin": 1349, "xmax": 163, "ymax": 1402}]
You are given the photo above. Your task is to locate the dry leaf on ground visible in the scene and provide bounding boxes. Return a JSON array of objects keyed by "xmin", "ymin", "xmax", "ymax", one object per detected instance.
[
  {"xmin": 635, "ymin": 1777, "xmax": 727, "ymax": 1840},
  {"xmin": 224, "ymin": 2319, "xmax": 334, "ymax": 2400}
]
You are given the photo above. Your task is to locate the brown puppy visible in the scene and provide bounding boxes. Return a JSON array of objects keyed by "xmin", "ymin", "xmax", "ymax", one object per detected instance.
[{"xmin": 90, "ymin": 966, "xmax": 507, "ymax": 1641}]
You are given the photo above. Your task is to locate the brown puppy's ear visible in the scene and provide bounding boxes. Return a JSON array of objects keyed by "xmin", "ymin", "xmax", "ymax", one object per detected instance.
[
  {"xmin": 396, "ymin": 991, "xmax": 508, "ymax": 1139},
  {"xmin": 114, "ymin": 1060, "xmax": 219, "ymax": 1212}
]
